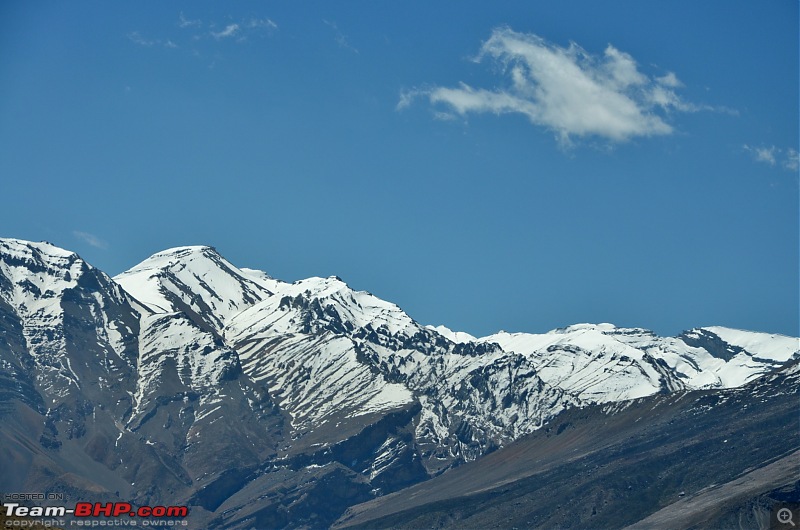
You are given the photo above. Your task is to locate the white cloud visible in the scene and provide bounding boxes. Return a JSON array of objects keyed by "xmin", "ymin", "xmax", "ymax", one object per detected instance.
[
  {"xmin": 248, "ymin": 18, "xmax": 278, "ymax": 30},
  {"xmin": 212, "ymin": 23, "xmax": 240, "ymax": 40},
  {"xmin": 178, "ymin": 12, "xmax": 202, "ymax": 29},
  {"xmin": 785, "ymin": 148, "xmax": 799, "ymax": 171},
  {"xmin": 401, "ymin": 27, "xmax": 708, "ymax": 143},
  {"xmin": 755, "ymin": 146, "xmax": 776, "ymax": 165},
  {"xmin": 133, "ymin": 14, "xmax": 276, "ymax": 55},
  {"xmin": 396, "ymin": 90, "xmax": 417, "ymax": 111},
  {"xmin": 127, "ymin": 31, "xmax": 156, "ymax": 47},
  {"xmin": 73, "ymin": 231, "xmax": 108, "ymax": 250},
  {"xmin": 656, "ymin": 72, "xmax": 683, "ymax": 88},
  {"xmin": 743, "ymin": 144, "xmax": 799, "ymax": 172},
  {"xmin": 128, "ymin": 31, "xmax": 178, "ymax": 49}
]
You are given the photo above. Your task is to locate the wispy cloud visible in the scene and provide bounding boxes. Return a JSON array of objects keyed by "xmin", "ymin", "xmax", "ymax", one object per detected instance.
[
  {"xmin": 323, "ymin": 20, "xmax": 358, "ymax": 54},
  {"xmin": 785, "ymin": 148, "xmax": 799, "ymax": 171},
  {"xmin": 211, "ymin": 23, "xmax": 240, "ymax": 40},
  {"xmin": 744, "ymin": 145, "xmax": 777, "ymax": 165},
  {"xmin": 400, "ymin": 27, "xmax": 715, "ymax": 144},
  {"xmin": 127, "ymin": 31, "xmax": 156, "ymax": 47},
  {"xmin": 130, "ymin": 13, "xmax": 277, "ymax": 56},
  {"xmin": 73, "ymin": 231, "xmax": 108, "ymax": 250},
  {"xmin": 248, "ymin": 17, "xmax": 278, "ymax": 31},
  {"xmin": 208, "ymin": 18, "xmax": 277, "ymax": 41},
  {"xmin": 743, "ymin": 145, "xmax": 799, "ymax": 171},
  {"xmin": 655, "ymin": 72, "xmax": 682, "ymax": 88},
  {"xmin": 178, "ymin": 12, "xmax": 202, "ymax": 29},
  {"xmin": 128, "ymin": 31, "xmax": 178, "ymax": 49}
]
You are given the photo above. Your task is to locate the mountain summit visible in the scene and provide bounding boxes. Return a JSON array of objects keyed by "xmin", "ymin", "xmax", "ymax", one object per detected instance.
[{"xmin": 1, "ymin": 237, "xmax": 797, "ymax": 528}]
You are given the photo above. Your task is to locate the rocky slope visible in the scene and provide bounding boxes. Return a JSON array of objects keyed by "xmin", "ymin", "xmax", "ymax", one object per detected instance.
[{"xmin": 334, "ymin": 359, "xmax": 800, "ymax": 529}]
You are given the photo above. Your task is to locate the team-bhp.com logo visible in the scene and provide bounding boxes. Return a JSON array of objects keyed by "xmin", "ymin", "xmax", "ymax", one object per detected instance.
[
  {"xmin": 4, "ymin": 502, "xmax": 189, "ymax": 526},
  {"xmin": 73, "ymin": 503, "xmax": 187, "ymax": 518}
]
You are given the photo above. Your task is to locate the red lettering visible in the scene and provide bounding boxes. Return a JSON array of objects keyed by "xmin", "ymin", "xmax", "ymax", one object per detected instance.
[
  {"xmin": 73, "ymin": 501, "xmax": 188, "ymax": 519},
  {"xmin": 166, "ymin": 506, "xmax": 189, "ymax": 517}
]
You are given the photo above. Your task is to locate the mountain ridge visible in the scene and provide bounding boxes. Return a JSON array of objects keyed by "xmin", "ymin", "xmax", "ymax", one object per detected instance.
[{"xmin": 1, "ymin": 236, "xmax": 797, "ymax": 528}]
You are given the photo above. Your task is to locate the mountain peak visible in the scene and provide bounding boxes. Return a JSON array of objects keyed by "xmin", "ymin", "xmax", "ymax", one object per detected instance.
[
  {"xmin": 0, "ymin": 238, "xmax": 93, "ymax": 301},
  {"xmin": 427, "ymin": 324, "xmax": 478, "ymax": 344},
  {"xmin": 150, "ymin": 244, "xmax": 217, "ymax": 257},
  {"xmin": 0, "ymin": 237, "xmax": 82, "ymax": 262},
  {"xmin": 680, "ymin": 326, "xmax": 799, "ymax": 364},
  {"xmin": 2, "ymin": 236, "xmax": 799, "ymax": 529},
  {"xmin": 554, "ymin": 322, "xmax": 618, "ymax": 334},
  {"xmin": 115, "ymin": 245, "xmax": 279, "ymax": 330},
  {"xmin": 129, "ymin": 245, "xmax": 221, "ymax": 268}
]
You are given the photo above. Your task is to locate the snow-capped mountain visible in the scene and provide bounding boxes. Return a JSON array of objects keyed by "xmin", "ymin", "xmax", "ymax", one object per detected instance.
[
  {"xmin": 0, "ymin": 240, "xmax": 287, "ymax": 511},
  {"xmin": 223, "ymin": 273, "xmax": 574, "ymax": 473},
  {"xmin": 115, "ymin": 245, "xmax": 281, "ymax": 333},
  {"xmin": 431, "ymin": 322, "xmax": 798, "ymax": 404},
  {"xmin": 335, "ymin": 357, "xmax": 800, "ymax": 529},
  {"xmin": 224, "ymin": 275, "xmax": 418, "ymax": 432},
  {"xmin": 1, "ymin": 237, "xmax": 797, "ymax": 528},
  {"xmin": 0, "ymin": 238, "xmax": 140, "ymax": 418}
]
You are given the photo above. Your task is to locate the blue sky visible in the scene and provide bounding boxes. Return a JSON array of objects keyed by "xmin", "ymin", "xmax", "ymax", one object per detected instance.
[{"xmin": 1, "ymin": 1, "xmax": 798, "ymax": 337}]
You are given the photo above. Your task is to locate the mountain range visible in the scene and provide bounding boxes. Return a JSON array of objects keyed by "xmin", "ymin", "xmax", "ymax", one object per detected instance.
[{"xmin": 0, "ymin": 237, "xmax": 797, "ymax": 529}]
